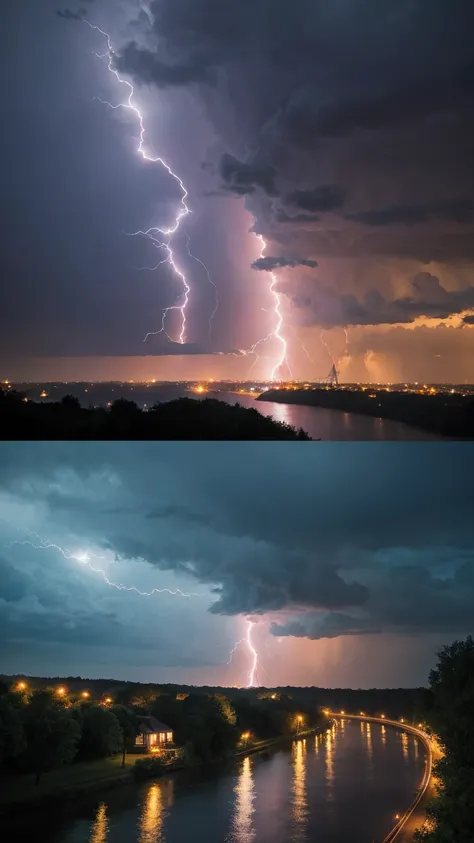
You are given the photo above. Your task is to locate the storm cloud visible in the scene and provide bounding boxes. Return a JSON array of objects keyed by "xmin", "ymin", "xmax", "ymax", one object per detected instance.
[
  {"xmin": 1, "ymin": 443, "xmax": 474, "ymax": 684},
  {"xmin": 252, "ymin": 256, "xmax": 318, "ymax": 272},
  {"xmin": 3, "ymin": 0, "xmax": 474, "ymax": 381}
]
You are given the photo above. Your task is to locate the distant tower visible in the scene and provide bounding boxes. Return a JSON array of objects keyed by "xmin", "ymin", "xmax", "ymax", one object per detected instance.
[{"xmin": 327, "ymin": 363, "xmax": 338, "ymax": 386}]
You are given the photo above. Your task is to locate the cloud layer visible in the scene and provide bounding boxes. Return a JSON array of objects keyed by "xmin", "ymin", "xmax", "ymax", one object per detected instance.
[{"xmin": 1, "ymin": 443, "xmax": 473, "ymax": 676}]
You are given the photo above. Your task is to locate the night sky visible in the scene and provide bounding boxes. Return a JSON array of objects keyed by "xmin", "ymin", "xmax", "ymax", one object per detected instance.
[
  {"xmin": 2, "ymin": 0, "xmax": 474, "ymax": 382},
  {"xmin": 1, "ymin": 442, "xmax": 473, "ymax": 688}
]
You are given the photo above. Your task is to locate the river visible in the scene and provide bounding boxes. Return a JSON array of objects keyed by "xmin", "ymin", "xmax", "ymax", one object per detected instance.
[
  {"xmin": 18, "ymin": 720, "xmax": 427, "ymax": 843},
  {"xmin": 213, "ymin": 393, "xmax": 442, "ymax": 440}
]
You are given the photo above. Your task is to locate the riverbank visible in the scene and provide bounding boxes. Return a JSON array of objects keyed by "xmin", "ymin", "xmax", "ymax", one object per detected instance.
[
  {"xmin": 0, "ymin": 724, "xmax": 330, "ymax": 817},
  {"xmin": 331, "ymin": 713, "xmax": 435, "ymax": 842},
  {"xmin": 257, "ymin": 388, "xmax": 474, "ymax": 438}
]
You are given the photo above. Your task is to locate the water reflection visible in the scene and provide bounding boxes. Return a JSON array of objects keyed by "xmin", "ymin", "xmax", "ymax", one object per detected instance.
[
  {"xmin": 291, "ymin": 739, "xmax": 308, "ymax": 839},
  {"xmin": 90, "ymin": 803, "xmax": 108, "ymax": 843},
  {"xmin": 324, "ymin": 727, "xmax": 335, "ymax": 800},
  {"xmin": 229, "ymin": 755, "xmax": 255, "ymax": 843},
  {"xmin": 139, "ymin": 783, "xmax": 168, "ymax": 843},
  {"xmin": 366, "ymin": 723, "xmax": 373, "ymax": 760},
  {"xmin": 401, "ymin": 732, "xmax": 409, "ymax": 761},
  {"xmin": 381, "ymin": 724, "xmax": 387, "ymax": 745}
]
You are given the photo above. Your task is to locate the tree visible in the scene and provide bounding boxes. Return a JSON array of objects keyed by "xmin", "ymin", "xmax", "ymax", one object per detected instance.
[
  {"xmin": 415, "ymin": 637, "xmax": 474, "ymax": 842},
  {"xmin": 78, "ymin": 705, "xmax": 123, "ymax": 760},
  {"xmin": 0, "ymin": 696, "xmax": 25, "ymax": 768},
  {"xmin": 111, "ymin": 705, "xmax": 138, "ymax": 767},
  {"xmin": 61, "ymin": 394, "xmax": 81, "ymax": 411},
  {"xmin": 20, "ymin": 690, "xmax": 80, "ymax": 785}
]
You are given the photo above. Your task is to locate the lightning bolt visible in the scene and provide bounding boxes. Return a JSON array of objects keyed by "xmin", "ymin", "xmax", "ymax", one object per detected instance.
[
  {"xmin": 82, "ymin": 20, "xmax": 217, "ymax": 345},
  {"xmin": 320, "ymin": 329, "xmax": 336, "ymax": 369},
  {"xmin": 228, "ymin": 619, "xmax": 260, "ymax": 687},
  {"xmin": 4, "ymin": 529, "xmax": 207, "ymax": 599}
]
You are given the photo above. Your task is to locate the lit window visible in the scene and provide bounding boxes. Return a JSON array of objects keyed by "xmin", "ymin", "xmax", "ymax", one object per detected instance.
[
  {"xmin": 135, "ymin": 734, "xmax": 144, "ymax": 745},
  {"xmin": 159, "ymin": 732, "xmax": 166, "ymax": 743},
  {"xmin": 166, "ymin": 732, "xmax": 173, "ymax": 741},
  {"xmin": 149, "ymin": 734, "xmax": 157, "ymax": 746}
]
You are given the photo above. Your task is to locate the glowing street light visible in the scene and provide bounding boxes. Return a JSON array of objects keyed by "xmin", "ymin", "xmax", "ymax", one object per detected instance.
[
  {"xmin": 57, "ymin": 687, "xmax": 67, "ymax": 697},
  {"xmin": 17, "ymin": 682, "xmax": 27, "ymax": 691},
  {"xmin": 380, "ymin": 714, "xmax": 386, "ymax": 719},
  {"xmin": 241, "ymin": 732, "xmax": 250, "ymax": 748},
  {"xmin": 400, "ymin": 718, "xmax": 404, "ymax": 723},
  {"xmin": 81, "ymin": 691, "xmax": 90, "ymax": 699},
  {"xmin": 104, "ymin": 697, "xmax": 112, "ymax": 704},
  {"xmin": 340, "ymin": 710, "xmax": 345, "ymax": 715}
]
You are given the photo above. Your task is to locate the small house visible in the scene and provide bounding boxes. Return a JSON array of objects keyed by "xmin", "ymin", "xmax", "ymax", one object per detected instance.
[{"xmin": 134, "ymin": 716, "xmax": 174, "ymax": 752}]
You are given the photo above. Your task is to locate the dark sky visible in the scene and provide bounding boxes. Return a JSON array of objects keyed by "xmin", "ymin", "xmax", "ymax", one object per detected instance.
[
  {"xmin": 1, "ymin": 442, "xmax": 473, "ymax": 687},
  {"xmin": 2, "ymin": 0, "xmax": 474, "ymax": 382}
]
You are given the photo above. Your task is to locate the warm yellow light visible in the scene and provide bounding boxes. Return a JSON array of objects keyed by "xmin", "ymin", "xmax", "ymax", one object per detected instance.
[
  {"xmin": 241, "ymin": 732, "xmax": 250, "ymax": 740},
  {"xmin": 340, "ymin": 710, "xmax": 345, "ymax": 715},
  {"xmin": 381, "ymin": 714, "xmax": 385, "ymax": 719},
  {"xmin": 17, "ymin": 682, "xmax": 27, "ymax": 691},
  {"xmin": 360, "ymin": 711, "xmax": 364, "ymax": 716},
  {"xmin": 57, "ymin": 687, "xmax": 66, "ymax": 696},
  {"xmin": 81, "ymin": 691, "xmax": 90, "ymax": 698},
  {"xmin": 400, "ymin": 718, "xmax": 404, "ymax": 723},
  {"xmin": 271, "ymin": 694, "xmax": 276, "ymax": 699},
  {"xmin": 418, "ymin": 723, "xmax": 423, "ymax": 728},
  {"xmin": 297, "ymin": 715, "xmax": 303, "ymax": 722},
  {"xmin": 105, "ymin": 697, "xmax": 112, "ymax": 704},
  {"xmin": 395, "ymin": 814, "xmax": 400, "ymax": 820}
]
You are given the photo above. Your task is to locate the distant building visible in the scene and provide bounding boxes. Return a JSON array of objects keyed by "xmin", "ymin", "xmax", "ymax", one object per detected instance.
[{"xmin": 134, "ymin": 716, "xmax": 174, "ymax": 752}]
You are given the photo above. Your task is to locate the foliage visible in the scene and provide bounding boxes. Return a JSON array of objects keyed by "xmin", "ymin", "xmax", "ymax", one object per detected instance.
[
  {"xmin": 78, "ymin": 705, "xmax": 123, "ymax": 760},
  {"xmin": 0, "ymin": 697, "xmax": 25, "ymax": 766},
  {"xmin": 414, "ymin": 637, "xmax": 474, "ymax": 842},
  {"xmin": 133, "ymin": 755, "xmax": 168, "ymax": 782},
  {"xmin": 19, "ymin": 689, "xmax": 80, "ymax": 784},
  {"xmin": 0, "ymin": 390, "xmax": 311, "ymax": 440}
]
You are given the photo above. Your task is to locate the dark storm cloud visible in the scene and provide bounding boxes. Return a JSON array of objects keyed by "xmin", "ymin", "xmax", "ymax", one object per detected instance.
[
  {"xmin": 114, "ymin": 41, "xmax": 215, "ymax": 89},
  {"xmin": 347, "ymin": 199, "xmax": 474, "ymax": 227},
  {"xmin": 291, "ymin": 273, "xmax": 474, "ymax": 328},
  {"xmin": 56, "ymin": 8, "xmax": 88, "ymax": 21},
  {"xmin": 218, "ymin": 154, "xmax": 278, "ymax": 197},
  {"xmin": 2, "ymin": 443, "xmax": 474, "ymax": 648},
  {"xmin": 252, "ymin": 256, "xmax": 318, "ymax": 271},
  {"xmin": 462, "ymin": 314, "xmax": 474, "ymax": 325},
  {"xmin": 285, "ymin": 186, "xmax": 345, "ymax": 214}
]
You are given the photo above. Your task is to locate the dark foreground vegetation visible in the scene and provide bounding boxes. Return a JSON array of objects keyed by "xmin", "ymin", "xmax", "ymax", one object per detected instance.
[
  {"xmin": 414, "ymin": 636, "xmax": 474, "ymax": 842},
  {"xmin": 0, "ymin": 678, "xmax": 326, "ymax": 811},
  {"xmin": 0, "ymin": 390, "xmax": 310, "ymax": 440},
  {"xmin": 258, "ymin": 388, "xmax": 474, "ymax": 438}
]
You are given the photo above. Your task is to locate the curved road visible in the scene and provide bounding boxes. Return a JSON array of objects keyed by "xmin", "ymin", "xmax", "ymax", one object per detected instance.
[{"xmin": 329, "ymin": 712, "xmax": 434, "ymax": 842}]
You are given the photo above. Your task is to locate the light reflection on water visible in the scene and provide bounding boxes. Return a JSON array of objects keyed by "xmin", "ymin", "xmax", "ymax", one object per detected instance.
[
  {"xmin": 291, "ymin": 739, "xmax": 308, "ymax": 839},
  {"xmin": 229, "ymin": 755, "xmax": 255, "ymax": 843},
  {"xmin": 31, "ymin": 721, "xmax": 428, "ymax": 843},
  {"xmin": 90, "ymin": 803, "xmax": 108, "ymax": 843}
]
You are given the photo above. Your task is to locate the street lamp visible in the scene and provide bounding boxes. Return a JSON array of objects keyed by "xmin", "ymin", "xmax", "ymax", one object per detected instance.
[
  {"xmin": 241, "ymin": 732, "xmax": 250, "ymax": 748},
  {"xmin": 57, "ymin": 687, "xmax": 66, "ymax": 696},
  {"xmin": 104, "ymin": 697, "xmax": 112, "ymax": 704},
  {"xmin": 380, "ymin": 714, "xmax": 386, "ymax": 719},
  {"xmin": 17, "ymin": 682, "xmax": 27, "ymax": 691},
  {"xmin": 81, "ymin": 691, "xmax": 90, "ymax": 699},
  {"xmin": 296, "ymin": 715, "xmax": 303, "ymax": 734}
]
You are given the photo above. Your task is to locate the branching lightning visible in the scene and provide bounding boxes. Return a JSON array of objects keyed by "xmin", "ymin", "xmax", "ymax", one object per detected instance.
[
  {"xmin": 4, "ymin": 528, "xmax": 206, "ymax": 599},
  {"xmin": 319, "ymin": 329, "xmax": 337, "ymax": 369},
  {"xmin": 227, "ymin": 619, "xmax": 260, "ymax": 687},
  {"xmin": 254, "ymin": 235, "xmax": 291, "ymax": 380},
  {"xmin": 83, "ymin": 19, "xmax": 217, "ymax": 345}
]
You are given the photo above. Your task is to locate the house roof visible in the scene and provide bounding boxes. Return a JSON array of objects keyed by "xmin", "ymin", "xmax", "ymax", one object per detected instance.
[{"xmin": 137, "ymin": 715, "xmax": 173, "ymax": 734}]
